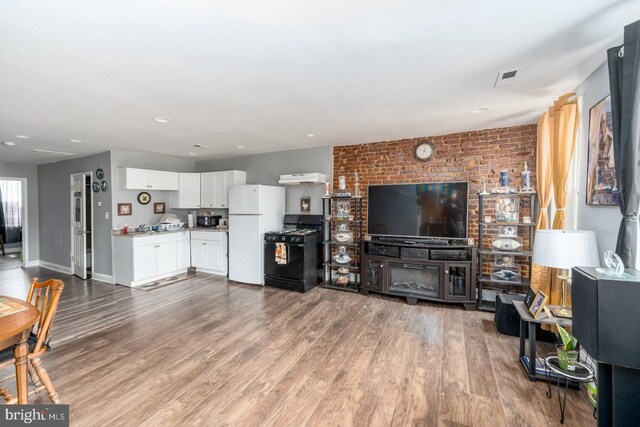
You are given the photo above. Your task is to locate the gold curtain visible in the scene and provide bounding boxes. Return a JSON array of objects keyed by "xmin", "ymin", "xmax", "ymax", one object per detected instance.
[
  {"xmin": 530, "ymin": 112, "xmax": 553, "ymax": 293},
  {"xmin": 531, "ymin": 93, "xmax": 579, "ymax": 306}
]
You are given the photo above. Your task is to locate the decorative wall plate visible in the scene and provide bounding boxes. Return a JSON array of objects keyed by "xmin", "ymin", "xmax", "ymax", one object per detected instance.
[
  {"xmin": 492, "ymin": 238, "xmax": 521, "ymax": 251},
  {"xmin": 101, "ymin": 180, "xmax": 108, "ymax": 192},
  {"xmin": 335, "ymin": 232, "xmax": 352, "ymax": 242},
  {"xmin": 92, "ymin": 182, "xmax": 100, "ymax": 193},
  {"xmin": 333, "ymin": 253, "xmax": 351, "ymax": 264},
  {"xmin": 137, "ymin": 192, "xmax": 151, "ymax": 205},
  {"xmin": 96, "ymin": 168, "xmax": 104, "ymax": 180},
  {"xmin": 498, "ymin": 225, "xmax": 517, "ymax": 237}
]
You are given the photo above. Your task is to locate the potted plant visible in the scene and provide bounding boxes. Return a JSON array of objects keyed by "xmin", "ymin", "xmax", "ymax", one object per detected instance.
[{"xmin": 557, "ymin": 324, "xmax": 579, "ymax": 371}]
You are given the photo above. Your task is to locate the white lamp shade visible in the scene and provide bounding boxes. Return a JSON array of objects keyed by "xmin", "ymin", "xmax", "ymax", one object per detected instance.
[{"xmin": 533, "ymin": 230, "xmax": 600, "ymax": 269}]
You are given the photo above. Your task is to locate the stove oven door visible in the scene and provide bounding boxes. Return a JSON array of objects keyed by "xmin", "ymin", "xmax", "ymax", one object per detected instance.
[{"xmin": 264, "ymin": 241, "xmax": 305, "ymax": 281}]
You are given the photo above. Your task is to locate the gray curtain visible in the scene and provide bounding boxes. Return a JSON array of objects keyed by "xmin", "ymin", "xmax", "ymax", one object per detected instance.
[
  {"xmin": 0, "ymin": 180, "xmax": 23, "ymax": 244},
  {"xmin": 607, "ymin": 19, "xmax": 640, "ymax": 269}
]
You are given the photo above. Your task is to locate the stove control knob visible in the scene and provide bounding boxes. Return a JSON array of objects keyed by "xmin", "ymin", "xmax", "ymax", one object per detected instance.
[
  {"xmin": 294, "ymin": 237, "xmax": 302, "ymax": 243},
  {"xmin": 281, "ymin": 236, "xmax": 286, "ymax": 242}
]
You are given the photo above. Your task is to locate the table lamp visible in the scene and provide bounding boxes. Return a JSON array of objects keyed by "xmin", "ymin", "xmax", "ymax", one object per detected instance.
[{"xmin": 532, "ymin": 230, "xmax": 600, "ymax": 318}]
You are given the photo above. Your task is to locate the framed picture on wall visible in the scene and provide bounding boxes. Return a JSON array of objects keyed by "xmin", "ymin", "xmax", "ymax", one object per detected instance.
[
  {"xmin": 587, "ymin": 95, "xmax": 619, "ymax": 205},
  {"xmin": 300, "ymin": 197, "xmax": 311, "ymax": 213},
  {"xmin": 118, "ymin": 203, "xmax": 132, "ymax": 216},
  {"xmin": 154, "ymin": 202, "xmax": 166, "ymax": 214}
]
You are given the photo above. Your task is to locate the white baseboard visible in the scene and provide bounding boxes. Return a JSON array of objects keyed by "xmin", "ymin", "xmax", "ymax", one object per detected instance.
[
  {"xmin": 92, "ymin": 273, "xmax": 115, "ymax": 284},
  {"xmin": 39, "ymin": 260, "xmax": 73, "ymax": 274},
  {"xmin": 26, "ymin": 260, "xmax": 40, "ymax": 268}
]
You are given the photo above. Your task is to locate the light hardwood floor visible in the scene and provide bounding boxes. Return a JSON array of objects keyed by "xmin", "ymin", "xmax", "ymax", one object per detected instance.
[{"xmin": 0, "ymin": 267, "xmax": 595, "ymax": 426}]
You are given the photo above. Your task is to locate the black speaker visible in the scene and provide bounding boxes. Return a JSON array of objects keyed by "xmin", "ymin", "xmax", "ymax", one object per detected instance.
[
  {"xmin": 400, "ymin": 247, "xmax": 429, "ymax": 259},
  {"xmin": 369, "ymin": 244, "xmax": 400, "ymax": 258},
  {"xmin": 430, "ymin": 249, "xmax": 467, "ymax": 261},
  {"xmin": 572, "ymin": 267, "xmax": 640, "ymax": 367}
]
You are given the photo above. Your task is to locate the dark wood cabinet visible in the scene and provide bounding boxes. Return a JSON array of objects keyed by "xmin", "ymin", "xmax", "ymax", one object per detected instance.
[{"xmin": 361, "ymin": 240, "xmax": 476, "ymax": 309}]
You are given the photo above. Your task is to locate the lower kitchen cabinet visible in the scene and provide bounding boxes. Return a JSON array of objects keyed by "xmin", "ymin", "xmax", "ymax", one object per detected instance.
[
  {"xmin": 176, "ymin": 231, "xmax": 191, "ymax": 270},
  {"xmin": 114, "ymin": 233, "xmax": 186, "ymax": 287},
  {"xmin": 190, "ymin": 231, "xmax": 227, "ymax": 275}
]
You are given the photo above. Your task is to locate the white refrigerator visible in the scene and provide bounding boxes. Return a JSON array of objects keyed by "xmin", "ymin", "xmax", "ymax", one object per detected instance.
[{"xmin": 228, "ymin": 185, "xmax": 286, "ymax": 285}]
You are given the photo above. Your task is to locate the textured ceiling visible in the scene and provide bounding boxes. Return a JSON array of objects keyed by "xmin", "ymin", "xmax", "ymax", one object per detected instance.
[{"xmin": 1, "ymin": 0, "xmax": 638, "ymax": 164}]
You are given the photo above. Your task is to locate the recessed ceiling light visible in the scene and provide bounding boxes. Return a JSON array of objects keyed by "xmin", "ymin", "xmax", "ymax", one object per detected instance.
[
  {"xmin": 15, "ymin": 135, "xmax": 29, "ymax": 139},
  {"xmin": 188, "ymin": 152, "xmax": 196, "ymax": 156},
  {"xmin": 471, "ymin": 108, "xmax": 489, "ymax": 114},
  {"xmin": 3, "ymin": 141, "xmax": 16, "ymax": 147},
  {"xmin": 237, "ymin": 145, "xmax": 245, "ymax": 149},
  {"xmin": 69, "ymin": 139, "xmax": 82, "ymax": 143},
  {"xmin": 306, "ymin": 133, "xmax": 316, "ymax": 138},
  {"xmin": 154, "ymin": 117, "xmax": 170, "ymax": 123}
]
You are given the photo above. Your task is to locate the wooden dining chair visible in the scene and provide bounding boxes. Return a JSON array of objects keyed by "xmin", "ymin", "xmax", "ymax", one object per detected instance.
[{"xmin": 0, "ymin": 277, "xmax": 64, "ymax": 404}]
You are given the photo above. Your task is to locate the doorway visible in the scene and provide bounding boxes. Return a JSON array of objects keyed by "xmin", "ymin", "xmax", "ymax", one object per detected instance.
[
  {"xmin": 70, "ymin": 172, "xmax": 94, "ymax": 279},
  {"xmin": 0, "ymin": 178, "xmax": 28, "ymax": 271}
]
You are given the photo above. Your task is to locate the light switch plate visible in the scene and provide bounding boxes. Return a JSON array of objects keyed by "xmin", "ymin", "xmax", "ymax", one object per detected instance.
[
  {"xmin": 105, "ymin": 212, "xmax": 109, "ymax": 219},
  {"xmin": 97, "ymin": 201, "xmax": 102, "ymax": 207}
]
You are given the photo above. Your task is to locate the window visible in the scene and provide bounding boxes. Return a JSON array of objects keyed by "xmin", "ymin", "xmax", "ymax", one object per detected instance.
[{"xmin": 0, "ymin": 179, "xmax": 23, "ymax": 244}]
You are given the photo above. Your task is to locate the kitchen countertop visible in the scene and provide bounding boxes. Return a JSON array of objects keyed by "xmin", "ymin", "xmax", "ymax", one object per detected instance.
[{"xmin": 112, "ymin": 227, "xmax": 228, "ymax": 238}]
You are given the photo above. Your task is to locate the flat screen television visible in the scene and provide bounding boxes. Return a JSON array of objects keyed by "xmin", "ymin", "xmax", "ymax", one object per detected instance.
[{"xmin": 367, "ymin": 182, "xmax": 469, "ymax": 239}]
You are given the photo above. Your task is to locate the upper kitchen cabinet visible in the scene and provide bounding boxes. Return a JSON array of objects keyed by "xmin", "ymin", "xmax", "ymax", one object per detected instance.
[
  {"xmin": 119, "ymin": 168, "xmax": 179, "ymax": 190},
  {"xmin": 172, "ymin": 173, "xmax": 202, "ymax": 208},
  {"xmin": 201, "ymin": 170, "xmax": 246, "ymax": 209}
]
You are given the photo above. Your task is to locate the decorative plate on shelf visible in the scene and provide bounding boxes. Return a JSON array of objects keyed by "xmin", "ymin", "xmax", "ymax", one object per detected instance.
[
  {"xmin": 498, "ymin": 225, "xmax": 517, "ymax": 237},
  {"xmin": 337, "ymin": 267, "xmax": 349, "ymax": 274},
  {"xmin": 92, "ymin": 182, "xmax": 100, "ymax": 193},
  {"xmin": 335, "ymin": 232, "xmax": 352, "ymax": 242},
  {"xmin": 333, "ymin": 253, "xmax": 351, "ymax": 264},
  {"xmin": 492, "ymin": 238, "xmax": 521, "ymax": 251},
  {"xmin": 137, "ymin": 192, "xmax": 151, "ymax": 205}
]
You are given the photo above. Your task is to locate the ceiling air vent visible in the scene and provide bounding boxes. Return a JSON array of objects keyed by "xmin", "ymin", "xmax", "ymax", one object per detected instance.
[
  {"xmin": 494, "ymin": 68, "xmax": 521, "ymax": 88},
  {"xmin": 32, "ymin": 148, "xmax": 75, "ymax": 156}
]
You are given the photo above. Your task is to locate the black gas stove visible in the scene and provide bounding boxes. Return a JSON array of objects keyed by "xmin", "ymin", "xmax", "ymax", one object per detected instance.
[{"xmin": 264, "ymin": 215, "xmax": 323, "ymax": 293}]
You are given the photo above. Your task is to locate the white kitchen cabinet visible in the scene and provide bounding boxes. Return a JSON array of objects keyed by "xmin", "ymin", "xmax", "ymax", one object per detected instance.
[
  {"xmin": 113, "ymin": 232, "xmax": 188, "ymax": 287},
  {"xmin": 200, "ymin": 170, "xmax": 246, "ymax": 209},
  {"xmin": 172, "ymin": 173, "xmax": 201, "ymax": 208},
  {"xmin": 190, "ymin": 231, "xmax": 227, "ymax": 275},
  {"xmin": 176, "ymin": 231, "xmax": 191, "ymax": 270},
  {"xmin": 119, "ymin": 168, "xmax": 179, "ymax": 190}
]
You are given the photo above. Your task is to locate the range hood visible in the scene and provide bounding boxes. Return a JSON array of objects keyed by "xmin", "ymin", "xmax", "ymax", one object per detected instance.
[{"xmin": 278, "ymin": 172, "xmax": 327, "ymax": 185}]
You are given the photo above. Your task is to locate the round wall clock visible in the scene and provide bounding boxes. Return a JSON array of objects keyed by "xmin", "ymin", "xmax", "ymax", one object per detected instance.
[
  {"xmin": 414, "ymin": 142, "xmax": 435, "ymax": 161},
  {"xmin": 137, "ymin": 192, "xmax": 151, "ymax": 205},
  {"xmin": 96, "ymin": 168, "xmax": 104, "ymax": 180}
]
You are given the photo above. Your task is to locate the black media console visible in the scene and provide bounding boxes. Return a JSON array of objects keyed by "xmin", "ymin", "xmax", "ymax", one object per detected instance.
[{"xmin": 360, "ymin": 238, "xmax": 477, "ymax": 310}]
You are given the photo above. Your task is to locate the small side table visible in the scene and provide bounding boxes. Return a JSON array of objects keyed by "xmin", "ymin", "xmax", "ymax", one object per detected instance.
[
  {"xmin": 513, "ymin": 300, "xmax": 573, "ymax": 381},
  {"xmin": 544, "ymin": 356, "xmax": 595, "ymax": 424}
]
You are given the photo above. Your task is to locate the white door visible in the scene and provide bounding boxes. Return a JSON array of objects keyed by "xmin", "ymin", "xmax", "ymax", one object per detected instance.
[
  {"xmin": 201, "ymin": 172, "xmax": 216, "ymax": 208},
  {"xmin": 176, "ymin": 235, "xmax": 191, "ymax": 270},
  {"xmin": 71, "ymin": 173, "xmax": 87, "ymax": 279},
  {"xmin": 213, "ymin": 171, "xmax": 227, "ymax": 208},
  {"xmin": 190, "ymin": 239, "xmax": 207, "ymax": 268},
  {"xmin": 134, "ymin": 244, "xmax": 157, "ymax": 280},
  {"xmin": 229, "ymin": 214, "xmax": 263, "ymax": 284},
  {"xmin": 156, "ymin": 241, "xmax": 177, "ymax": 275}
]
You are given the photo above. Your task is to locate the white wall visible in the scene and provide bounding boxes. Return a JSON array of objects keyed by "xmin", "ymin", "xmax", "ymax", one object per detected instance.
[{"xmin": 574, "ymin": 62, "xmax": 622, "ymax": 262}]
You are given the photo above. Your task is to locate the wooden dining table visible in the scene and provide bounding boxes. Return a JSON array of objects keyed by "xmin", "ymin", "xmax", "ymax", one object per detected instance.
[{"xmin": 0, "ymin": 296, "xmax": 39, "ymax": 404}]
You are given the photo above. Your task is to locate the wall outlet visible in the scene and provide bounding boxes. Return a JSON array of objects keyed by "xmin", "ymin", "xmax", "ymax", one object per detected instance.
[{"xmin": 105, "ymin": 212, "xmax": 109, "ymax": 220}]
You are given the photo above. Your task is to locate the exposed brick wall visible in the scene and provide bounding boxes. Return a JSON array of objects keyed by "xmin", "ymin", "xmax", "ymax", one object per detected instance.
[{"xmin": 332, "ymin": 124, "xmax": 538, "ymax": 244}]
